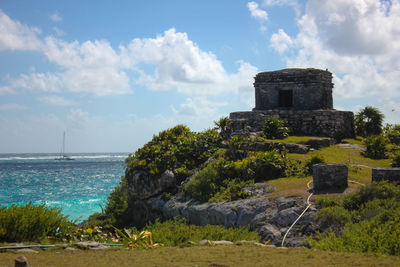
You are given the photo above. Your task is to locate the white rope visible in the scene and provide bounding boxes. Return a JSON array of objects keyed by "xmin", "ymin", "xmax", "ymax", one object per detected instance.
[
  {"xmin": 281, "ymin": 180, "xmax": 313, "ymax": 247},
  {"xmin": 280, "ymin": 178, "xmax": 365, "ymax": 247}
]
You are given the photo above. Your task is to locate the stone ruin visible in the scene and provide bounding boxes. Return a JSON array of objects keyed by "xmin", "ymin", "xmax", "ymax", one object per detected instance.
[{"xmin": 230, "ymin": 68, "xmax": 355, "ymax": 140}]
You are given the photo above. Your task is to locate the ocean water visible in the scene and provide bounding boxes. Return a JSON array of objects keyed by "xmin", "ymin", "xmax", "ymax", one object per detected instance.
[{"xmin": 0, "ymin": 153, "xmax": 127, "ymax": 222}]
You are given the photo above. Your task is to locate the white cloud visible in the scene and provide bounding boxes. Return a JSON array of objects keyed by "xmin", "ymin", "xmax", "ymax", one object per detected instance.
[
  {"xmin": 0, "ymin": 103, "xmax": 27, "ymax": 111},
  {"xmin": 38, "ymin": 95, "xmax": 77, "ymax": 106},
  {"xmin": 248, "ymin": 2, "xmax": 268, "ymax": 22},
  {"xmin": 123, "ymin": 28, "xmax": 258, "ymax": 96},
  {"xmin": 270, "ymin": 0, "xmax": 400, "ymax": 108},
  {"xmin": 9, "ymin": 72, "xmax": 62, "ymax": 92},
  {"xmin": 270, "ymin": 29, "xmax": 293, "ymax": 53},
  {"xmin": 50, "ymin": 12, "xmax": 62, "ymax": 22},
  {"xmin": 0, "ymin": 85, "xmax": 14, "ymax": 95},
  {"xmin": 0, "ymin": 11, "xmax": 256, "ymax": 99},
  {"xmin": 52, "ymin": 26, "xmax": 65, "ymax": 36},
  {"xmin": 0, "ymin": 9, "xmax": 42, "ymax": 51}
]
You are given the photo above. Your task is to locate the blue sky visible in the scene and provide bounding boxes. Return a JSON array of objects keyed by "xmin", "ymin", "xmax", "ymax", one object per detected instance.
[{"xmin": 0, "ymin": 0, "xmax": 399, "ymax": 153}]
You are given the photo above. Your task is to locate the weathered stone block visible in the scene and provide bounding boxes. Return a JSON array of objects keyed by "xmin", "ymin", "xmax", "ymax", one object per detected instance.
[
  {"xmin": 313, "ymin": 164, "xmax": 348, "ymax": 192},
  {"xmin": 372, "ymin": 168, "xmax": 400, "ymax": 183}
]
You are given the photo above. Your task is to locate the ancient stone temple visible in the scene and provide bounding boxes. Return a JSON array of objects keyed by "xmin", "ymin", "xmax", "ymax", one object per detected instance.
[{"xmin": 230, "ymin": 68, "xmax": 355, "ymax": 139}]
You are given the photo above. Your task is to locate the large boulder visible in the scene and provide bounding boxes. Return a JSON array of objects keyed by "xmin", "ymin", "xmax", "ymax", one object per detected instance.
[{"xmin": 127, "ymin": 170, "xmax": 176, "ymax": 200}]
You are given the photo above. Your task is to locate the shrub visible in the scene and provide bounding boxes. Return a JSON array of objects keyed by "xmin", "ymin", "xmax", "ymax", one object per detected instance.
[
  {"xmin": 184, "ymin": 150, "xmax": 289, "ymax": 202},
  {"xmin": 310, "ymin": 182, "xmax": 400, "ymax": 255},
  {"xmin": 362, "ymin": 135, "xmax": 388, "ymax": 159},
  {"xmin": 315, "ymin": 195, "xmax": 343, "ymax": 208},
  {"xmin": 342, "ymin": 181, "xmax": 400, "ymax": 210},
  {"xmin": 0, "ymin": 202, "xmax": 74, "ymax": 242},
  {"xmin": 305, "ymin": 154, "xmax": 326, "ymax": 175},
  {"xmin": 214, "ymin": 117, "xmax": 233, "ymax": 140},
  {"xmin": 209, "ymin": 178, "xmax": 253, "ymax": 202},
  {"xmin": 391, "ymin": 151, "xmax": 400, "ymax": 167},
  {"xmin": 263, "ymin": 117, "xmax": 289, "ymax": 139},
  {"xmin": 145, "ymin": 218, "xmax": 260, "ymax": 246},
  {"xmin": 384, "ymin": 124, "xmax": 400, "ymax": 145},
  {"xmin": 354, "ymin": 106, "xmax": 384, "ymax": 137},
  {"xmin": 315, "ymin": 206, "xmax": 351, "ymax": 232}
]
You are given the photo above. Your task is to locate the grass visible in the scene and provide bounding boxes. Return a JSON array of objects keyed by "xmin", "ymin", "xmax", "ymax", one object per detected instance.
[
  {"xmin": 264, "ymin": 136, "xmax": 330, "ymax": 144},
  {"xmin": 265, "ymin": 141, "xmax": 391, "ymax": 199},
  {"xmin": 1, "ymin": 246, "xmax": 400, "ymax": 266}
]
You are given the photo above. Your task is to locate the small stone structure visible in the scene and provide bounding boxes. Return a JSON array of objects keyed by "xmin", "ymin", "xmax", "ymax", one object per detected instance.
[
  {"xmin": 313, "ymin": 164, "xmax": 348, "ymax": 192},
  {"xmin": 372, "ymin": 168, "xmax": 400, "ymax": 183},
  {"xmin": 230, "ymin": 68, "xmax": 355, "ymax": 139}
]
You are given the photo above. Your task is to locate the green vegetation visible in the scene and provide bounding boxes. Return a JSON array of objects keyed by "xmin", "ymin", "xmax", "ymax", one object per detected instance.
[
  {"xmin": 184, "ymin": 149, "xmax": 290, "ymax": 202},
  {"xmin": 354, "ymin": 106, "xmax": 384, "ymax": 137},
  {"xmin": 304, "ymin": 154, "xmax": 326, "ymax": 174},
  {"xmin": 0, "ymin": 202, "xmax": 74, "ymax": 243},
  {"xmin": 383, "ymin": 123, "xmax": 400, "ymax": 145},
  {"xmin": 145, "ymin": 218, "xmax": 259, "ymax": 246},
  {"xmin": 2, "ymin": 246, "xmax": 400, "ymax": 267},
  {"xmin": 214, "ymin": 116, "xmax": 233, "ymax": 140},
  {"xmin": 310, "ymin": 182, "xmax": 400, "ymax": 255},
  {"xmin": 125, "ymin": 125, "xmax": 221, "ymax": 179},
  {"xmin": 391, "ymin": 151, "xmax": 400, "ymax": 167},
  {"xmin": 263, "ymin": 116, "xmax": 289, "ymax": 139},
  {"xmin": 362, "ymin": 135, "xmax": 388, "ymax": 159}
]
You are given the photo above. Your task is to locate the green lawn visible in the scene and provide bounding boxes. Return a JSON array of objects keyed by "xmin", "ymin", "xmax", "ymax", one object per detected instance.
[{"xmin": 1, "ymin": 246, "xmax": 400, "ymax": 266}]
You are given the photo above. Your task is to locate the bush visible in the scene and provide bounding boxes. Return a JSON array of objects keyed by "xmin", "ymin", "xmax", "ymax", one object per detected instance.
[
  {"xmin": 362, "ymin": 135, "xmax": 388, "ymax": 159},
  {"xmin": 263, "ymin": 117, "xmax": 289, "ymax": 139},
  {"xmin": 391, "ymin": 151, "xmax": 400, "ymax": 167},
  {"xmin": 354, "ymin": 106, "xmax": 384, "ymax": 137},
  {"xmin": 342, "ymin": 181, "xmax": 400, "ymax": 210},
  {"xmin": 184, "ymin": 150, "xmax": 289, "ymax": 202},
  {"xmin": 0, "ymin": 202, "xmax": 74, "ymax": 242},
  {"xmin": 315, "ymin": 206, "xmax": 351, "ymax": 232},
  {"xmin": 145, "ymin": 218, "xmax": 260, "ymax": 246},
  {"xmin": 305, "ymin": 154, "xmax": 326, "ymax": 175},
  {"xmin": 310, "ymin": 182, "xmax": 400, "ymax": 255},
  {"xmin": 384, "ymin": 124, "xmax": 400, "ymax": 145}
]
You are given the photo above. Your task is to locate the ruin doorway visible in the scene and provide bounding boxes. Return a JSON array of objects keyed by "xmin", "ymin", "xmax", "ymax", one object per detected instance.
[{"xmin": 278, "ymin": 89, "xmax": 293, "ymax": 107}]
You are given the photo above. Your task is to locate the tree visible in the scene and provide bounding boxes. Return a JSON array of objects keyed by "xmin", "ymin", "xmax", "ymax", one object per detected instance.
[{"xmin": 354, "ymin": 106, "xmax": 384, "ymax": 137}]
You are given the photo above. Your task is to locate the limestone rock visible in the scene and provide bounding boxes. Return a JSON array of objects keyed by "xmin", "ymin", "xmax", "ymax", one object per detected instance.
[
  {"xmin": 128, "ymin": 170, "xmax": 176, "ymax": 200},
  {"xmin": 303, "ymin": 138, "xmax": 334, "ymax": 149},
  {"xmin": 210, "ymin": 240, "xmax": 234, "ymax": 245},
  {"xmin": 258, "ymin": 224, "xmax": 281, "ymax": 243},
  {"xmin": 14, "ymin": 256, "xmax": 30, "ymax": 267},
  {"xmin": 272, "ymin": 207, "xmax": 301, "ymax": 227}
]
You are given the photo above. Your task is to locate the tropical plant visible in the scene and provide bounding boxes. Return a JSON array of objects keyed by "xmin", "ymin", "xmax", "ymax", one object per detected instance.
[
  {"xmin": 112, "ymin": 226, "xmax": 163, "ymax": 249},
  {"xmin": 263, "ymin": 116, "xmax": 289, "ymax": 139},
  {"xmin": 354, "ymin": 106, "xmax": 384, "ymax": 137},
  {"xmin": 214, "ymin": 116, "xmax": 233, "ymax": 140},
  {"xmin": 361, "ymin": 135, "xmax": 388, "ymax": 159}
]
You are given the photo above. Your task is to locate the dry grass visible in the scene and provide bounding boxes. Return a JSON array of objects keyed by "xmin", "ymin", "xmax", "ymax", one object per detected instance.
[{"xmin": 1, "ymin": 246, "xmax": 400, "ymax": 267}]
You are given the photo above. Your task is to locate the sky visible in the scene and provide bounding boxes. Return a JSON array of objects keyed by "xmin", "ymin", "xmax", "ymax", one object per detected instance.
[{"xmin": 0, "ymin": 0, "xmax": 399, "ymax": 153}]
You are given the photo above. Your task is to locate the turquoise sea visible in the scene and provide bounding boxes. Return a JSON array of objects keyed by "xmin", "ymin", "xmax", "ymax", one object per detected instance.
[{"xmin": 0, "ymin": 153, "xmax": 127, "ymax": 222}]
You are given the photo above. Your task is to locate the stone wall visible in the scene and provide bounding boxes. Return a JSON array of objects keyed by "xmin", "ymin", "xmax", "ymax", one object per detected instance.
[
  {"xmin": 372, "ymin": 168, "xmax": 400, "ymax": 183},
  {"xmin": 254, "ymin": 68, "xmax": 333, "ymax": 110},
  {"xmin": 230, "ymin": 109, "xmax": 355, "ymax": 139}
]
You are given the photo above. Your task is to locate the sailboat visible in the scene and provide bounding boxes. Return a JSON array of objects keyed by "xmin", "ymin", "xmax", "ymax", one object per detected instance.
[{"xmin": 55, "ymin": 131, "xmax": 74, "ymax": 160}]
